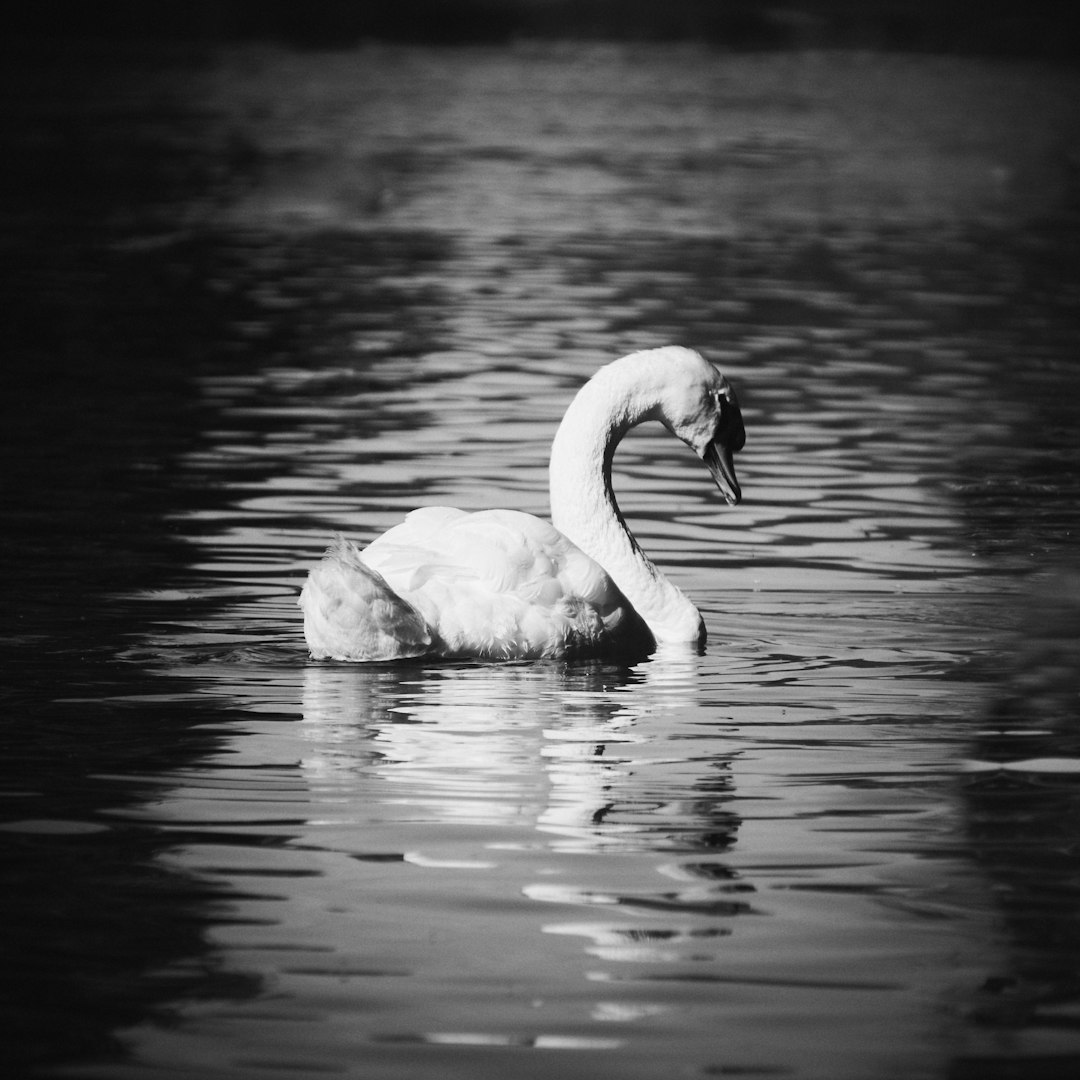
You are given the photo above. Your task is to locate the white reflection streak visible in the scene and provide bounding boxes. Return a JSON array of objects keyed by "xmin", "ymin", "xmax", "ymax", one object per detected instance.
[{"xmin": 538, "ymin": 645, "xmax": 700, "ymax": 845}]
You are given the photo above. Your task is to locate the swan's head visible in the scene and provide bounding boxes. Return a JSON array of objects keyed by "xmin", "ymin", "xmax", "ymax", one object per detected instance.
[{"xmin": 651, "ymin": 347, "xmax": 745, "ymax": 506}]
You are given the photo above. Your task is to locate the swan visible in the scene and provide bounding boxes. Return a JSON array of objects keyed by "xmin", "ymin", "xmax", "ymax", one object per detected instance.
[{"xmin": 300, "ymin": 345, "xmax": 745, "ymax": 661}]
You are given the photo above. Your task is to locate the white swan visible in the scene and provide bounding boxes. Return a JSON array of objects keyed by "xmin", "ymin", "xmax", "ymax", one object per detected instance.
[{"xmin": 300, "ymin": 346, "xmax": 744, "ymax": 661}]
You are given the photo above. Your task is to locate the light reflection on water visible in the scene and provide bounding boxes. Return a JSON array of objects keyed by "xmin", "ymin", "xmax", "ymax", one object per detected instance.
[{"xmin": 5, "ymin": 42, "xmax": 1080, "ymax": 1080}]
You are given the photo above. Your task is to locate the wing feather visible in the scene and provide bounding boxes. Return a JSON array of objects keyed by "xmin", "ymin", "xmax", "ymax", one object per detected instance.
[
  {"xmin": 359, "ymin": 508, "xmax": 648, "ymax": 658},
  {"xmin": 300, "ymin": 536, "xmax": 432, "ymax": 661}
]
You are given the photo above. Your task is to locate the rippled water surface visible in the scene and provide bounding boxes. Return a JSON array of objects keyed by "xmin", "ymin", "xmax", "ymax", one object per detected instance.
[{"xmin": 3, "ymin": 43, "xmax": 1080, "ymax": 1080}]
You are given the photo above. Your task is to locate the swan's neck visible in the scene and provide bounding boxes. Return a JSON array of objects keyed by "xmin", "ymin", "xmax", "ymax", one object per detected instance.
[{"xmin": 548, "ymin": 358, "xmax": 705, "ymax": 644}]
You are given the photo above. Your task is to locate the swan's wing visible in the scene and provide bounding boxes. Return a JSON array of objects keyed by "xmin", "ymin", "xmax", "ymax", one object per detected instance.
[
  {"xmin": 363, "ymin": 508, "xmax": 647, "ymax": 659},
  {"xmin": 300, "ymin": 536, "xmax": 432, "ymax": 661}
]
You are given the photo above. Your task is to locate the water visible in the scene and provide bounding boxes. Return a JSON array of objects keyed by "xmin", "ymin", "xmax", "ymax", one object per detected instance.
[{"xmin": 3, "ymin": 42, "xmax": 1080, "ymax": 1080}]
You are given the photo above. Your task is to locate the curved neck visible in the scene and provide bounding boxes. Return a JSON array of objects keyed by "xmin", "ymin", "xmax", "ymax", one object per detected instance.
[{"xmin": 548, "ymin": 356, "xmax": 704, "ymax": 644}]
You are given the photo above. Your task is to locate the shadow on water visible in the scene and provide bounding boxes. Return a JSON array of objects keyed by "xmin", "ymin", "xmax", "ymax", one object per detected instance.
[
  {"xmin": 947, "ymin": 573, "xmax": 1080, "ymax": 1080},
  {"xmin": 944, "ymin": 269, "xmax": 1080, "ymax": 1076},
  {"xmin": 0, "ymin": 50, "xmax": 276, "ymax": 1070},
  {"xmin": 0, "ymin": 224, "xmax": 254, "ymax": 1075}
]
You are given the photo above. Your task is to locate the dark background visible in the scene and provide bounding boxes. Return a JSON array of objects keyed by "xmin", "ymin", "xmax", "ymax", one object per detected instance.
[{"xmin": 5, "ymin": 0, "xmax": 1074, "ymax": 58}]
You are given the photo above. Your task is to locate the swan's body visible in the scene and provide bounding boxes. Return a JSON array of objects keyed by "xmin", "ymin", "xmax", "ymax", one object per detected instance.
[{"xmin": 300, "ymin": 346, "xmax": 744, "ymax": 661}]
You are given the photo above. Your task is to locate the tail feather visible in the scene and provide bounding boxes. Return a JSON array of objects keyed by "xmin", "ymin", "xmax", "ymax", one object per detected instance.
[{"xmin": 300, "ymin": 536, "xmax": 432, "ymax": 661}]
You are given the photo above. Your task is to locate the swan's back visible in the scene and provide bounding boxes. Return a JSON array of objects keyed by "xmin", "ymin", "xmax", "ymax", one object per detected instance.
[{"xmin": 301, "ymin": 507, "xmax": 653, "ymax": 661}]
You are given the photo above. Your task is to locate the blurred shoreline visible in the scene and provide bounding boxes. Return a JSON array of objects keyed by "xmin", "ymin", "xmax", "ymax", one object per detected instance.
[{"xmin": 4, "ymin": 1, "xmax": 1075, "ymax": 62}]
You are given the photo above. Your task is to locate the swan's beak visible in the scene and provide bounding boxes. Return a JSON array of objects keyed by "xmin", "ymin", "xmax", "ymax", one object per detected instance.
[{"xmin": 702, "ymin": 440, "xmax": 741, "ymax": 505}]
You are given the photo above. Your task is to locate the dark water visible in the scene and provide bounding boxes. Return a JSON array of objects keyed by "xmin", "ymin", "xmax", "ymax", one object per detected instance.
[{"xmin": 3, "ymin": 42, "xmax": 1080, "ymax": 1080}]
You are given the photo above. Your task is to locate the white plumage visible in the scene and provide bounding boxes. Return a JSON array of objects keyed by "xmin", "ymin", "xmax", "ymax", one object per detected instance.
[{"xmin": 300, "ymin": 346, "xmax": 744, "ymax": 661}]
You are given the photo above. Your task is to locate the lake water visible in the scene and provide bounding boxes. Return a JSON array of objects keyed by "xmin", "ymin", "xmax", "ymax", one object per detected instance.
[{"xmin": 3, "ymin": 42, "xmax": 1080, "ymax": 1080}]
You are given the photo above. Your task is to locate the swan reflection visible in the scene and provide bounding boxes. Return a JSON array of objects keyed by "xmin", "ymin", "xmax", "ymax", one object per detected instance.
[{"xmin": 299, "ymin": 646, "xmax": 739, "ymax": 853}]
